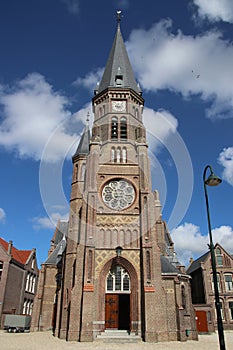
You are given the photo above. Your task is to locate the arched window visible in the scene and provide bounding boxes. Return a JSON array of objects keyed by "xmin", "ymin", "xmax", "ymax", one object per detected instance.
[
  {"xmin": 116, "ymin": 148, "xmax": 121, "ymax": 163},
  {"xmin": 23, "ymin": 300, "xmax": 27, "ymax": 314},
  {"xmin": 81, "ymin": 164, "xmax": 86, "ymax": 180},
  {"xmin": 111, "ymin": 147, "xmax": 115, "ymax": 162},
  {"xmin": 32, "ymin": 276, "xmax": 36, "ymax": 294},
  {"xmin": 88, "ymin": 250, "xmax": 93, "ymax": 281},
  {"xmin": 181, "ymin": 285, "xmax": 186, "ymax": 310},
  {"xmin": 146, "ymin": 251, "xmax": 151, "ymax": 281},
  {"xmin": 26, "ymin": 273, "xmax": 30, "ymax": 291},
  {"xmin": 122, "ymin": 147, "xmax": 127, "ymax": 163},
  {"xmin": 106, "ymin": 265, "xmax": 130, "ymax": 292},
  {"xmin": 135, "ymin": 109, "xmax": 139, "ymax": 119},
  {"xmin": 111, "ymin": 117, "xmax": 118, "ymax": 139},
  {"xmin": 120, "ymin": 117, "xmax": 127, "ymax": 139}
]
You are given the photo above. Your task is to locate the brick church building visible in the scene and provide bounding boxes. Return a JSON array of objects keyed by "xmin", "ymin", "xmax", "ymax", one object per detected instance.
[{"xmin": 31, "ymin": 13, "xmax": 197, "ymax": 343}]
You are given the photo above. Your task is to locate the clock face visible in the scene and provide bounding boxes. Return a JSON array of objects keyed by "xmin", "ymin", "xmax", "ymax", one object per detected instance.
[
  {"xmin": 112, "ymin": 100, "xmax": 126, "ymax": 112},
  {"xmin": 102, "ymin": 179, "xmax": 135, "ymax": 210}
]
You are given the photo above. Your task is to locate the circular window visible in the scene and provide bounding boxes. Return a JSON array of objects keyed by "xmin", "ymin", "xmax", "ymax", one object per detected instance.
[{"xmin": 102, "ymin": 179, "xmax": 135, "ymax": 210}]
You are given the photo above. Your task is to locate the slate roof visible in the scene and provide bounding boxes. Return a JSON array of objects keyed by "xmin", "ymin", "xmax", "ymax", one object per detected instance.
[
  {"xmin": 186, "ymin": 251, "xmax": 209, "ymax": 274},
  {"xmin": 45, "ymin": 221, "xmax": 68, "ymax": 265},
  {"xmin": 73, "ymin": 124, "xmax": 90, "ymax": 158},
  {"xmin": 97, "ymin": 22, "xmax": 141, "ymax": 95},
  {"xmin": 160, "ymin": 255, "xmax": 182, "ymax": 274},
  {"xmin": 0, "ymin": 237, "xmax": 32, "ymax": 265}
]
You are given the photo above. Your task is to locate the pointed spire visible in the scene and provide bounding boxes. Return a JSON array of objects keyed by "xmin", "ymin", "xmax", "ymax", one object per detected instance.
[
  {"xmin": 97, "ymin": 11, "xmax": 141, "ymax": 95},
  {"xmin": 73, "ymin": 113, "xmax": 91, "ymax": 159}
]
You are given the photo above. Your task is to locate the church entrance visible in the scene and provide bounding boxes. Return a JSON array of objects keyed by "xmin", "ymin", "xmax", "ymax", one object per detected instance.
[
  {"xmin": 105, "ymin": 265, "xmax": 131, "ymax": 331},
  {"xmin": 105, "ymin": 294, "xmax": 130, "ymax": 330}
]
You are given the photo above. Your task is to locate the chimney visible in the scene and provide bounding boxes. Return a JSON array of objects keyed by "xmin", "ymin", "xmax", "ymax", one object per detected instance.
[{"xmin": 7, "ymin": 240, "xmax": 13, "ymax": 255}]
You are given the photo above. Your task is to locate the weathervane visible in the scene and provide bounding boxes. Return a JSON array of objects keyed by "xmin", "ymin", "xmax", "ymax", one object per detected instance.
[{"xmin": 117, "ymin": 10, "xmax": 122, "ymax": 23}]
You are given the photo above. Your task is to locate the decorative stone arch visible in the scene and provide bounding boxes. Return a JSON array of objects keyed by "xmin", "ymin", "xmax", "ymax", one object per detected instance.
[{"xmin": 97, "ymin": 255, "xmax": 139, "ymax": 333}]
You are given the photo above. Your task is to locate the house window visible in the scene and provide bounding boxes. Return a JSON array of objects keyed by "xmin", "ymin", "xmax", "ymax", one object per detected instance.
[
  {"xmin": 106, "ymin": 265, "xmax": 130, "ymax": 292},
  {"xmin": 212, "ymin": 274, "xmax": 221, "ymax": 292},
  {"xmin": 0, "ymin": 261, "xmax": 3, "ymax": 281},
  {"xmin": 120, "ymin": 117, "xmax": 127, "ymax": 139},
  {"xmin": 26, "ymin": 273, "xmax": 30, "ymax": 291},
  {"xmin": 32, "ymin": 276, "xmax": 36, "ymax": 294},
  {"xmin": 229, "ymin": 302, "xmax": 233, "ymax": 320},
  {"xmin": 220, "ymin": 301, "xmax": 224, "ymax": 320},
  {"xmin": 23, "ymin": 300, "xmax": 27, "ymax": 314},
  {"xmin": 111, "ymin": 117, "xmax": 118, "ymax": 139},
  {"xmin": 225, "ymin": 274, "xmax": 233, "ymax": 291},
  {"xmin": 216, "ymin": 247, "xmax": 223, "ymax": 266}
]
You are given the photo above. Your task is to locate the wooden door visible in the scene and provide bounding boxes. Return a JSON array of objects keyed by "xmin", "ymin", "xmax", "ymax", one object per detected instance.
[
  {"xmin": 195, "ymin": 310, "xmax": 208, "ymax": 332},
  {"xmin": 105, "ymin": 294, "xmax": 119, "ymax": 329}
]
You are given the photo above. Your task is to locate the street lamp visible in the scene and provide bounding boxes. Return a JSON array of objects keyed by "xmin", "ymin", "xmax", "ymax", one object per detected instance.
[{"xmin": 203, "ymin": 165, "xmax": 226, "ymax": 350}]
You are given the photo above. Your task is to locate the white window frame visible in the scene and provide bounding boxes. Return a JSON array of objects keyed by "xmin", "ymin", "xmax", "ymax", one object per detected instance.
[{"xmin": 106, "ymin": 265, "xmax": 130, "ymax": 293}]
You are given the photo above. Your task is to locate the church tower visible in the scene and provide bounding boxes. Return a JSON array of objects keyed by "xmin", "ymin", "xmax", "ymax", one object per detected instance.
[{"xmin": 32, "ymin": 12, "xmax": 197, "ymax": 343}]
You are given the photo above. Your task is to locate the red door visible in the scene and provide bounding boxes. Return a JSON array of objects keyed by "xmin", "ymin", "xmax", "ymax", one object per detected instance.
[
  {"xmin": 105, "ymin": 294, "xmax": 119, "ymax": 329},
  {"xmin": 195, "ymin": 311, "xmax": 208, "ymax": 332}
]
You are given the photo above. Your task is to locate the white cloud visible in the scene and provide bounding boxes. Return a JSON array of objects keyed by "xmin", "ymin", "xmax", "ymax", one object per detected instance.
[
  {"xmin": 212, "ymin": 226, "xmax": 233, "ymax": 250},
  {"xmin": 171, "ymin": 223, "xmax": 208, "ymax": 266},
  {"xmin": 61, "ymin": 0, "xmax": 80, "ymax": 15},
  {"xmin": 126, "ymin": 19, "xmax": 233, "ymax": 119},
  {"xmin": 0, "ymin": 208, "xmax": 6, "ymax": 222},
  {"xmin": 73, "ymin": 68, "xmax": 104, "ymax": 91},
  {"xmin": 193, "ymin": 0, "xmax": 233, "ymax": 23},
  {"xmin": 144, "ymin": 107, "xmax": 178, "ymax": 151},
  {"xmin": 171, "ymin": 223, "xmax": 233, "ymax": 266},
  {"xmin": 218, "ymin": 147, "xmax": 233, "ymax": 185},
  {"xmin": 0, "ymin": 73, "xmax": 80, "ymax": 162},
  {"xmin": 33, "ymin": 211, "xmax": 69, "ymax": 230}
]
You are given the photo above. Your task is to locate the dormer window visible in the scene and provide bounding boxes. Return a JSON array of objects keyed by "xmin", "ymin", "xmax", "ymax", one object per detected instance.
[
  {"xmin": 115, "ymin": 67, "xmax": 123, "ymax": 86},
  {"xmin": 115, "ymin": 75, "xmax": 123, "ymax": 86}
]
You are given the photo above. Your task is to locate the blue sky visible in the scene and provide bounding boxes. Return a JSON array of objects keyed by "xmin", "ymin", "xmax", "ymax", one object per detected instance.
[{"xmin": 1, "ymin": 0, "xmax": 233, "ymax": 266}]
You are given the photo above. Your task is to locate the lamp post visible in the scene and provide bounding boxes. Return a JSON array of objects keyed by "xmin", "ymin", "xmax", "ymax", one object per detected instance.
[{"xmin": 203, "ymin": 165, "xmax": 226, "ymax": 350}]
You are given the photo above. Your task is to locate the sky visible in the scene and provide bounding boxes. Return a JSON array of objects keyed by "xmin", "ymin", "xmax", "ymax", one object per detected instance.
[{"xmin": 0, "ymin": 0, "xmax": 233, "ymax": 267}]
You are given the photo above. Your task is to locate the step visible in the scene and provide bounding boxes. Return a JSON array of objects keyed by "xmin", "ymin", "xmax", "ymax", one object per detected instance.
[{"xmin": 96, "ymin": 330, "xmax": 142, "ymax": 343}]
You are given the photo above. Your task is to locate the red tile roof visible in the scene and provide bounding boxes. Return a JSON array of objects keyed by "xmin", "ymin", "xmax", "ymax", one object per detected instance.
[{"xmin": 0, "ymin": 237, "xmax": 31, "ymax": 265}]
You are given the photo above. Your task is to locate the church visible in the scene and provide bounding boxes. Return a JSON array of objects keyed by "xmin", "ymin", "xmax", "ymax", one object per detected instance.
[{"xmin": 31, "ymin": 13, "xmax": 197, "ymax": 343}]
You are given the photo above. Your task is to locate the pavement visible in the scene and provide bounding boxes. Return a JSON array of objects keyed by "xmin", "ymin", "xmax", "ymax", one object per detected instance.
[{"xmin": 1, "ymin": 330, "xmax": 233, "ymax": 350}]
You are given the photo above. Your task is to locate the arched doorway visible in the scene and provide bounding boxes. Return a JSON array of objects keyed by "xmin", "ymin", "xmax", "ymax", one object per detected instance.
[{"xmin": 105, "ymin": 265, "xmax": 131, "ymax": 331}]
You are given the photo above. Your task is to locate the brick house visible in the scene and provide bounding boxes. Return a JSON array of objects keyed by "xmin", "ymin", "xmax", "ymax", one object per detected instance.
[
  {"xmin": 0, "ymin": 237, "xmax": 39, "ymax": 328},
  {"xmin": 31, "ymin": 14, "xmax": 198, "ymax": 343},
  {"xmin": 187, "ymin": 243, "xmax": 233, "ymax": 333}
]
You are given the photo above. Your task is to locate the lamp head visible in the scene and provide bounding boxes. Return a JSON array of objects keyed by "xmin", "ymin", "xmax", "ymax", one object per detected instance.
[
  {"xmin": 115, "ymin": 246, "xmax": 123, "ymax": 257},
  {"xmin": 205, "ymin": 172, "xmax": 222, "ymax": 187}
]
